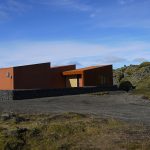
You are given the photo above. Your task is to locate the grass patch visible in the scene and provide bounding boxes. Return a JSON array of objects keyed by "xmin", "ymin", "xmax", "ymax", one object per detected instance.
[
  {"xmin": 90, "ymin": 91, "xmax": 109, "ymax": 96},
  {"xmin": 138, "ymin": 62, "xmax": 150, "ymax": 68},
  {"xmin": 133, "ymin": 88, "xmax": 150, "ymax": 100},
  {"xmin": 0, "ymin": 113, "xmax": 150, "ymax": 149}
]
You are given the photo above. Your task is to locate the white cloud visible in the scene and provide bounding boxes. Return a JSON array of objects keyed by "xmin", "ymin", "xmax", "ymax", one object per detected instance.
[
  {"xmin": 118, "ymin": 0, "xmax": 135, "ymax": 5},
  {"xmin": 54, "ymin": 0, "xmax": 150, "ymax": 28},
  {"xmin": 6, "ymin": 0, "xmax": 29, "ymax": 12},
  {"xmin": 0, "ymin": 0, "xmax": 30, "ymax": 21},
  {"xmin": 90, "ymin": 1, "xmax": 150, "ymax": 28},
  {"xmin": 0, "ymin": 40, "xmax": 149, "ymax": 68},
  {"xmin": 33, "ymin": 0, "xmax": 92, "ymax": 12},
  {"xmin": 1, "ymin": 0, "xmax": 150, "ymax": 28},
  {"xmin": 133, "ymin": 58, "xmax": 148, "ymax": 63}
]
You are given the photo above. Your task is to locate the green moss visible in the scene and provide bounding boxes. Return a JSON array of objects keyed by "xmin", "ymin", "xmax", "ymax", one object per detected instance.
[
  {"xmin": 136, "ymin": 76, "xmax": 150, "ymax": 89},
  {"xmin": 139, "ymin": 62, "xmax": 150, "ymax": 68},
  {"xmin": 114, "ymin": 62, "xmax": 150, "ymax": 98},
  {"xmin": 133, "ymin": 89, "xmax": 150, "ymax": 99}
]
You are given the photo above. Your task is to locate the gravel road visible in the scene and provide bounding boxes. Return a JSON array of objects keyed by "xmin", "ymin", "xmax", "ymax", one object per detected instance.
[{"xmin": 0, "ymin": 91, "xmax": 150, "ymax": 124}]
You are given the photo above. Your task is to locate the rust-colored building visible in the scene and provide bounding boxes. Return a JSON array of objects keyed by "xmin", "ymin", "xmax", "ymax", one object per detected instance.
[
  {"xmin": 0, "ymin": 62, "xmax": 113, "ymax": 90},
  {"xmin": 63, "ymin": 65, "xmax": 113, "ymax": 88}
]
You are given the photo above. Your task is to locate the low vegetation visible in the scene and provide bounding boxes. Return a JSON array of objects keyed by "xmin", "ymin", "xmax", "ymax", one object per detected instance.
[
  {"xmin": 90, "ymin": 91, "xmax": 109, "ymax": 96},
  {"xmin": 133, "ymin": 88, "xmax": 150, "ymax": 99},
  {"xmin": 0, "ymin": 112, "xmax": 150, "ymax": 150},
  {"xmin": 114, "ymin": 62, "xmax": 150, "ymax": 98},
  {"xmin": 139, "ymin": 62, "xmax": 150, "ymax": 68}
]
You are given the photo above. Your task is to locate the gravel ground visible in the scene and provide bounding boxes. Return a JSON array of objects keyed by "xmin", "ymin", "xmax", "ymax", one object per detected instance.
[{"xmin": 0, "ymin": 91, "xmax": 150, "ymax": 124}]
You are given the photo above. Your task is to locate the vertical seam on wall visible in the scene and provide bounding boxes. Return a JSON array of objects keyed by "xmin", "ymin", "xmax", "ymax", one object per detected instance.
[
  {"xmin": 82, "ymin": 72, "xmax": 84, "ymax": 86},
  {"xmin": 13, "ymin": 67, "xmax": 15, "ymax": 90}
]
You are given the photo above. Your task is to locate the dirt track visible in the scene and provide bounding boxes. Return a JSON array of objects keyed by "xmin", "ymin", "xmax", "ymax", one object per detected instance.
[{"xmin": 0, "ymin": 91, "xmax": 150, "ymax": 124}]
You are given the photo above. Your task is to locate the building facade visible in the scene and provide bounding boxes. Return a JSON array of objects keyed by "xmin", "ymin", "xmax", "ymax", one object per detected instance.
[
  {"xmin": 0, "ymin": 62, "xmax": 113, "ymax": 90},
  {"xmin": 63, "ymin": 65, "xmax": 113, "ymax": 88}
]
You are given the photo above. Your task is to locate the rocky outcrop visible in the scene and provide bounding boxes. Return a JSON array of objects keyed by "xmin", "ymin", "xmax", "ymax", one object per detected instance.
[{"xmin": 114, "ymin": 62, "xmax": 150, "ymax": 89}]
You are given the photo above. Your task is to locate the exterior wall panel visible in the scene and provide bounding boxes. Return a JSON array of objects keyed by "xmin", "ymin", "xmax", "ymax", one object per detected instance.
[
  {"xmin": 0, "ymin": 62, "xmax": 113, "ymax": 90},
  {"xmin": 13, "ymin": 63, "xmax": 75, "ymax": 90},
  {"xmin": 0, "ymin": 68, "xmax": 14, "ymax": 90},
  {"xmin": 83, "ymin": 65, "xmax": 113, "ymax": 87},
  {"xmin": 79, "ymin": 77, "xmax": 83, "ymax": 87},
  {"xmin": 49, "ymin": 65, "xmax": 76, "ymax": 88},
  {"xmin": 14, "ymin": 63, "xmax": 51, "ymax": 89}
]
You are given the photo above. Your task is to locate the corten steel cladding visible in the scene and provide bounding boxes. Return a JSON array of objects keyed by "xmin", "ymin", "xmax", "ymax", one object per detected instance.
[
  {"xmin": 63, "ymin": 65, "xmax": 113, "ymax": 87},
  {"xmin": 13, "ymin": 63, "xmax": 75, "ymax": 90},
  {"xmin": 49, "ymin": 65, "xmax": 76, "ymax": 88},
  {"xmin": 0, "ymin": 62, "xmax": 113, "ymax": 90},
  {"xmin": 0, "ymin": 63, "xmax": 76, "ymax": 90},
  {"xmin": 0, "ymin": 67, "xmax": 14, "ymax": 90},
  {"xmin": 13, "ymin": 63, "xmax": 51, "ymax": 89}
]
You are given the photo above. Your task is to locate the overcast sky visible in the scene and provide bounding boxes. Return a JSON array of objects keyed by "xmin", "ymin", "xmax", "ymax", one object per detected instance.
[{"xmin": 0, "ymin": 0, "xmax": 150, "ymax": 68}]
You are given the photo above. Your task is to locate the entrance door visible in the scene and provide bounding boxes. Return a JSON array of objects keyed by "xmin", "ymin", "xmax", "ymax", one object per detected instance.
[
  {"xmin": 69, "ymin": 78, "xmax": 78, "ymax": 87},
  {"xmin": 66, "ymin": 75, "xmax": 82, "ymax": 88},
  {"xmin": 66, "ymin": 75, "xmax": 78, "ymax": 87}
]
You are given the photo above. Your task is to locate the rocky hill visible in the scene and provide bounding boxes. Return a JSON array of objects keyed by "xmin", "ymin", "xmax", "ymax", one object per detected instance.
[{"xmin": 113, "ymin": 62, "xmax": 150, "ymax": 90}]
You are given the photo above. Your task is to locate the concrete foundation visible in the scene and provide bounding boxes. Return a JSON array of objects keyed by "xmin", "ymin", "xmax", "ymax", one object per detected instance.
[{"xmin": 0, "ymin": 86, "xmax": 118, "ymax": 100}]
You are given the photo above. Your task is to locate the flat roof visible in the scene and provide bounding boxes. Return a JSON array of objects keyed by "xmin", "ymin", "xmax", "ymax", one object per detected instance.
[
  {"xmin": 0, "ymin": 62, "xmax": 51, "ymax": 70},
  {"xmin": 63, "ymin": 65, "xmax": 111, "ymax": 76},
  {"xmin": 51, "ymin": 64, "xmax": 76, "ymax": 69}
]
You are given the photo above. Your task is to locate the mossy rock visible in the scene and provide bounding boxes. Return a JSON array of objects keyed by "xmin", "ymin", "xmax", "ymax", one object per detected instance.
[
  {"xmin": 139, "ymin": 62, "xmax": 150, "ymax": 68},
  {"xmin": 136, "ymin": 76, "xmax": 150, "ymax": 89}
]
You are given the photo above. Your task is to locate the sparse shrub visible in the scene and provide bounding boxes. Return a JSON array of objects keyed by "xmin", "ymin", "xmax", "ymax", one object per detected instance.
[
  {"xmin": 58, "ymin": 143, "xmax": 71, "ymax": 150},
  {"xmin": 139, "ymin": 62, "xmax": 150, "ymax": 68},
  {"xmin": 136, "ymin": 76, "xmax": 150, "ymax": 89},
  {"xmin": 0, "ymin": 113, "xmax": 28, "ymax": 124},
  {"xmin": 117, "ymin": 72, "xmax": 124, "ymax": 82},
  {"xmin": 1, "ymin": 113, "xmax": 150, "ymax": 149},
  {"xmin": 13, "ymin": 116, "xmax": 28, "ymax": 124},
  {"xmin": 4, "ymin": 138, "xmax": 25, "ymax": 150},
  {"xmin": 30, "ymin": 128, "xmax": 41, "ymax": 137},
  {"xmin": 119, "ymin": 81, "xmax": 133, "ymax": 92}
]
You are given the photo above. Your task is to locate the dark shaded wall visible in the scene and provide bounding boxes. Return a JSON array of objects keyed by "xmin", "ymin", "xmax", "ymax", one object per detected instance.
[
  {"xmin": 83, "ymin": 65, "xmax": 113, "ymax": 87},
  {"xmin": 49, "ymin": 65, "xmax": 76, "ymax": 88},
  {"xmin": 0, "ymin": 86, "xmax": 118, "ymax": 100},
  {"xmin": 12, "ymin": 63, "xmax": 75, "ymax": 90},
  {"xmin": 14, "ymin": 63, "xmax": 51, "ymax": 89}
]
